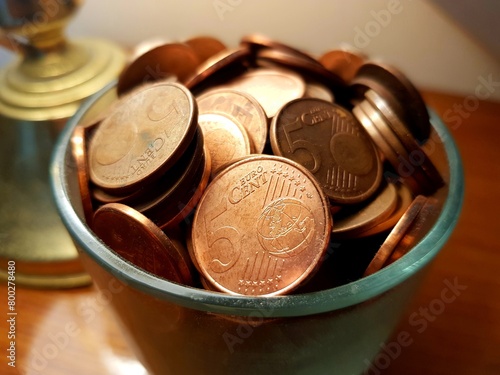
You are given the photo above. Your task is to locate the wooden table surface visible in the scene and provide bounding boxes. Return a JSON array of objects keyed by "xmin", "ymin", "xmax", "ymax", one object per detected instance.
[{"xmin": 1, "ymin": 91, "xmax": 499, "ymax": 375}]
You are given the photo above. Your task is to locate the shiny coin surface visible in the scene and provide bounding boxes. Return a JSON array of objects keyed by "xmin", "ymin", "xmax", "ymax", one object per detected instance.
[
  {"xmin": 71, "ymin": 125, "xmax": 93, "ymax": 225},
  {"xmin": 270, "ymin": 98, "xmax": 382, "ymax": 204},
  {"xmin": 117, "ymin": 43, "xmax": 199, "ymax": 96},
  {"xmin": 191, "ymin": 155, "xmax": 332, "ymax": 296},
  {"xmin": 198, "ymin": 113, "xmax": 253, "ymax": 176},
  {"xmin": 197, "ymin": 88, "xmax": 268, "ymax": 154},
  {"xmin": 256, "ymin": 48, "xmax": 348, "ymax": 105},
  {"xmin": 303, "ymin": 81, "xmax": 335, "ymax": 103},
  {"xmin": 88, "ymin": 82, "xmax": 198, "ymax": 194},
  {"xmin": 225, "ymin": 67, "xmax": 305, "ymax": 118},
  {"xmin": 332, "ymin": 182, "xmax": 398, "ymax": 238},
  {"xmin": 92, "ymin": 203, "xmax": 194, "ymax": 285}
]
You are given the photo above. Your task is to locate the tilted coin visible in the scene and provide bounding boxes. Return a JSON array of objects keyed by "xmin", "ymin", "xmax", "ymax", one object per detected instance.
[
  {"xmin": 318, "ymin": 48, "xmax": 366, "ymax": 83},
  {"xmin": 198, "ymin": 113, "xmax": 252, "ymax": 177},
  {"xmin": 184, "ymin": 46, "xmax": 251, "ymax": 93},
  {"xmin": 332, "ymin": 182, "xmax": 398, "ymax": 239},
  {"xmin": 363, "ymin": 195, "xmax": 426, "ymax": 276},
  {"xmin": 352, "ymin": 61, "xmax": 431, "ymax": 143},
  {"xmin": 191, "ymin": 155, "xmax": 332, "ymax": 296},
  {"xmin": 92, "ymin": 203, "xmax": 194, "ymax": 285},
  {"xmin": 224, "ymin": 67, "xmax": 305, "ymax": 118},
  {"xmin": 241, "ymin": 33, "xmax": 321, "ymax": 67},
  {"xmin": 117, "ymin": 43, "xmax": 199, "ymax": 96},
  {"xmin": 71, "ymin": 125, "xmax": 94, "ymax": 225},
  {"xmin": 386, "ymin": 197, "xmax": 440, "ymax": 265},
  {"xmin": 270, "ymin": 98, "xmax": 382, "ymax": 204},
  {"xmin": 184, "ymin": 36, "xmax": 227, "ymax": 63},
  {"xmin": 88, "ymin": 82, "xmax": 198, "ymax": 194},
  {"xmin": 91, "ymin": 129, "xmax": 202, "ymax": 206},
  {"xmin": 365, "ymin": 89, "xmax": 444, "ymax": 193},
  {"xmin": 197, "ymin": 88, "xmax": 268, "ymax": 154},
  {"xmin": 357, "ymin": 183, "xmax": 413, "ymax": 237},
  {"xmin": 353, "ymin": 98, "xmax": 432, "ymax": 194}
]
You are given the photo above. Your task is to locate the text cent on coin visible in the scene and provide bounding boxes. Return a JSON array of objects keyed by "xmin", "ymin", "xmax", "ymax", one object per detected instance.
[
  {"xmin": 191, "ymin": 155, "xmax": 332, "ymax": 296},
  {"xmin": 88, "ymin": 82, "xmax": 198, "ymax": 194}
]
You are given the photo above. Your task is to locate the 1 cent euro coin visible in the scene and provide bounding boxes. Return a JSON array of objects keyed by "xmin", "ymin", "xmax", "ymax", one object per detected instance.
[{"xmin": 191, "ymin": 155, "xmax": 332, "ymax": 296}]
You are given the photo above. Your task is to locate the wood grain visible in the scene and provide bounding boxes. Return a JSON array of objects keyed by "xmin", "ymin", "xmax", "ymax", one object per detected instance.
[{"xmin": 0, "ymin": 91, "xmax": 499, "ymax": 375}]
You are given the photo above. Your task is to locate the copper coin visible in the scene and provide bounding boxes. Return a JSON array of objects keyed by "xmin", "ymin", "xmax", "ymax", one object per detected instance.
[
  {"xmin": 198, "ymin": 113, "xmax": 252, "ymax": 176},
  {"xmin": 71, "ymin": 125, "xmax": 94, "ymax": 225},
  {"xmin": 363, "ymin": 195, "xmax": 426, "ymax": 276},
  {"xmin": 154, "ymin": 146, "xmax": 211, "ymax": 230},
  {"xmin": 270, "ymin": 98, "xmax": 382, "ymax": 204},
  {"xmin": 191, "ymin": 155, "xmax": 332, "ymax": 296},
  {"xmin": 183, "ymin": 46, "xmax": 251, "ymax": 93},
  {"xmin": 365, "ymin": 90, "xmax": 444, "ymax": 192},
  {"xmin": 303, "ymin": 81, "xmax": 335, "ymax": 103},
  {"xmin": 386, "ymin": 197, "xmax": 440, "ymax": 265},
  {"xmin": 197, "ymin": 88, "xmax": 268, "ymax": 154},
  {"xmin": 352, "ymin": 101, "xmax": 428, "ymax": 194},
  {"xmin": 318, "ymin": 48, "xmax": 366, "ymax": 83},
  {"xmin": 117, "ymin": 43, "xmax": 200, "ymax": 96},
  {"xmin": 357, "ymin": 183, "xmax": 413, "ymax": 237},
  {"xmin": 352, "ymin": 62, "xmax": 431, "ymax": 142},
  {"xmin": 332, "ymin": 182, "xmax": 398, "ymax": 239},
  {"xmin": 255, "ymin": 48, "xmax": 349, "ymax": 105},
  {"xmin": 92, "ymin": 203, "xmax": 194, "ymax": 285},
  {"xmin": 225, "ymin": 67, "xmax": 305, "ymax": 118},
  {"xmin": 240, "ymin": 33, "xmax": 321, "ymax": 67},
  {"xmin": 184, "ymin": 36, "xmax": 227, "ymax": 63},
  {"xmin": 88, "ymin": 82, "xmax": 198, "ymax": 194},
  {"xmin": 91, "ymin": 129, "xmax": 202, "ymax": 206},
  {"xmin": 128, "ymin": 37, "xmax": 171, "ymax": 63},
  {"xmin": 132, "ymin": 130, "xmax": 204, "ymax": 214}
]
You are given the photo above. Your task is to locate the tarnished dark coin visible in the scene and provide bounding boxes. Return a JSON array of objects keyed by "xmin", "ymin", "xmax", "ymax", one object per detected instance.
[
  {"xmin": 270, "ymin": 98, "xmax": 382, "ymax": 204},
  {"xmin": 351, "ymin": 61, "xmax": 431, "ymax": 143},
  {"xmin": 92, "ymin": 203, "xmax": 194, "ymax": 285},
  {"xmin": 365, "ymin": 89, "xmax": 444, "ymax": 192},
  {"xmin": 353, "ymin": 98, "xmax": 433, "ymax": 194},
  {"xmin": 117, "ymin": 43, "xmax": 199, "ymax": 96}
]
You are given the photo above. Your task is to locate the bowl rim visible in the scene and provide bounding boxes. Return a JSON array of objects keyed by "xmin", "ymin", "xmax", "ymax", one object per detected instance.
[{"xmin": 50, "ymin": 81, "xmax": 464, "ymax": 317}]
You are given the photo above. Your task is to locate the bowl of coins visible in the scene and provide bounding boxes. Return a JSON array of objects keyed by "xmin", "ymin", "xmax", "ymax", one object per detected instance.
[{"xmin": 51, "ymin": 35, "xmax": 463, "ymax": 375}]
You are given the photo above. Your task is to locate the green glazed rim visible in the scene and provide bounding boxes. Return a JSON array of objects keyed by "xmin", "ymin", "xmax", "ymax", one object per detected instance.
[{"xmin": 50, "ymin": 81, "xmax": 464, "ymax": 317}]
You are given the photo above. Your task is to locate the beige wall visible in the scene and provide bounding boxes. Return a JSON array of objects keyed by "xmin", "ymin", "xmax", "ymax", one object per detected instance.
[{"xmin": 2, "ymin": 0, "xmax": 499, "ymax": 101}]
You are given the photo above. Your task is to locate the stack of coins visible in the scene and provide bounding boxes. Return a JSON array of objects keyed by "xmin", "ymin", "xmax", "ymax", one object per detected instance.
[{"xmin": 70, "ymin": 34, "xmax": 446, "ymax": 295}]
